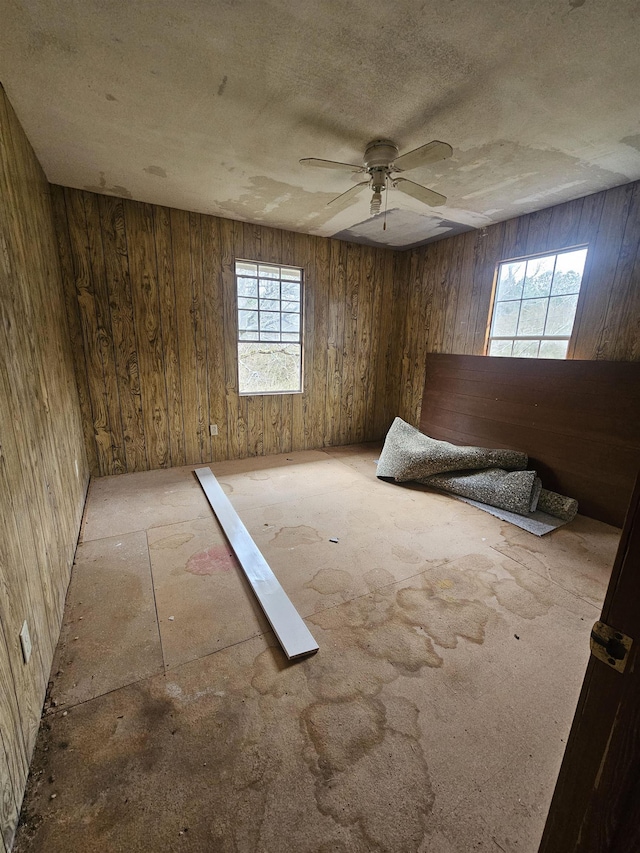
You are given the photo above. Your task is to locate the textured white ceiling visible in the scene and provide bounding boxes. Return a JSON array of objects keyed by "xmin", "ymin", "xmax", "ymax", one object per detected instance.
[{"xmin": 2, "ymin": 0, "xmax": 640, "ymax": 248}]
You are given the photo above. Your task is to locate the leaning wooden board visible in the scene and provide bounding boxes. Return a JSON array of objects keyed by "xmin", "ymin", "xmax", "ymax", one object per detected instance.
[{"xmin": 194, "ymin": 467, "xmax": 319, "ymax": 659}]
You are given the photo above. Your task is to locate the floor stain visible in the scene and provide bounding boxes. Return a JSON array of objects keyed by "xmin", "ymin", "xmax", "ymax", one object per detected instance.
[
  {"xmin": 271, "ymin": 525, "xmax": 323, "ymax": 548},
  {"xmin": 186, "ymin": 544, "xmax": 238, "ymax": 575},
  {"xmin": 305, "ymin": 568, "xmax": 352, "ymax": 595},
  {"xmin": 391, "ymin": 544, "xmax": 423, "ymax": 564},
  {"xmin": 149, "ymin": 532, "xmax": 194, "ymax": 550}
]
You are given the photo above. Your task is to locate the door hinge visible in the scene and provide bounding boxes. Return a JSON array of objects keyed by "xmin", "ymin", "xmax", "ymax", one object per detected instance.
[{"xmin": 590, "ymin": 621, "xmax": 633, "ymax": 673}]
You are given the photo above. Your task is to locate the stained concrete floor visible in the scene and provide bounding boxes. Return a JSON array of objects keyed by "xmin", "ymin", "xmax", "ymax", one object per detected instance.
[{"xmin": 14, "ymin": 445, "xmax": 620, "ymax": 853}]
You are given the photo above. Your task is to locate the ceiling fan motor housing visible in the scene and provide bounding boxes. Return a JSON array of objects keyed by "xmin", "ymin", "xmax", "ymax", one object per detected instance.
[{"xmin": 364, "ymin": 140, "xmax": 399, "ymax": 169}]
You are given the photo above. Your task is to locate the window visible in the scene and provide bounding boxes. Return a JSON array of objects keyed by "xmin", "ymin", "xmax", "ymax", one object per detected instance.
[
  {"xmin": 487, "ymin": 247, "xmax": 588, "ymax": 359},
  {"xmin": 235, "ymin": 260, "xmax": 303, "ymax": 394}
]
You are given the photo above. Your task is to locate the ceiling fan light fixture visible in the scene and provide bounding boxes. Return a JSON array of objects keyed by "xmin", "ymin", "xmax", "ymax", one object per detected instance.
[{"xmin": 370, "ymin": 191, "xmax": 382, "ymax": 215}]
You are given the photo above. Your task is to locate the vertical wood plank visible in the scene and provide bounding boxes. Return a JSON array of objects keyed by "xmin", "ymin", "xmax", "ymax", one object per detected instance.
[
  {"xmin": 450, "ymin": 230, "xmax": 479, "ymax": 354},
  {"xmin": 202, "ymin": 215, "xmax": 228, "ymax": 461},
  {"xmin": 372, "ymin": 247, "xmax": 402, "ymax": 436},
  {"xmin": 98, "ymin": 194, "xmax": 147, "ymax": 472},
  {"xmin": 171, "ymin": 207, "xmax": 199, "ymax": 464},
  {"xmin": 82, "ymin": 191, "xmax": 126, "ymax": 473},
  {"xmin": 123, "ymin": 199, "xmax": 170, "ymax": 469},
  {"xmin": 310, "ymin": 233, "xmax": 330, "ymax": 448},
  {"xmin": 153, "ymin": 204, "xmax": 185, "ymax": 467},
  {"xmin": 469, "ymin": 221, "xmax": 506, "ymax": 354},
  {"xmin": 324, "ymin": 239, "xmax": 347, "ymax": 445},
  {"xmin": 597, "ymin": 183, "xmax": 640, "ymax": 361},
  {"xmin": 65, "ymin": 188, "xmax": 114, "ymax": 475},
  {"xmin": 189, "ymin": 212, "xmax": 211, "ymax": 462},
  {"xmin": 50, "ymin": 186, "xmax": 99, "ymax": 474},
  {"xmin": 352, "ymin": 245, "xmax": 375, "ymax": 443}
]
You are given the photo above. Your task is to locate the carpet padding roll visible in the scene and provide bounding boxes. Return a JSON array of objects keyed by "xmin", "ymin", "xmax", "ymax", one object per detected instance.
[
  {"xmin": 423, "ymin": 468, "xmax": 543, "ymax": 515},
  {"xmin": 537, "ymin": 488, "xmax": 578, "ymax": 523}
]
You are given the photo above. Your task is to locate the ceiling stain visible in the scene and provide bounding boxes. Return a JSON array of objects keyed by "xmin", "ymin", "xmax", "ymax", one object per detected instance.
[
  {"xmin": 217, "ymin": 75, "xmax": 228, "ymax": 96},
  {"xmin": 621, "ymin": 133, "xmax": 640, "ymax": 153},
  {"xmin": 214, "ymin": 175, "xmax": 337, "ymax": 227},
  {"xmin": 83, "ymin": 171, "xmax": 132, "ymax": 198},
  {"xmin": 144, "ymin": 165, "xmax": 167, "ymax": 178},
  {"xmin": 569, "ymin": 0, "xmax": 586, "ymax": 8},
  {"xmin": 105, "ymin": 93, "xmax": 117, "ymax": 101}
]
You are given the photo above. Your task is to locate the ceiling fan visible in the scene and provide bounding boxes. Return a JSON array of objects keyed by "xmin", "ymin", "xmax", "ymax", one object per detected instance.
[{"xmin": 300, "ymin": 138, "xmax": 453, "ymax": 217}]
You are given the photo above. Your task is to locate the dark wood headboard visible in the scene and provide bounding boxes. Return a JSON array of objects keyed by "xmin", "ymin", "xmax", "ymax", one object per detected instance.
[{"xmin": 420, "ymin": 354, "xmax": 640, "ymax": 528}]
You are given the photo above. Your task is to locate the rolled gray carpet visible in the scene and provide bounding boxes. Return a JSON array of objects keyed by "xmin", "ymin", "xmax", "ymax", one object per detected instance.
[
  {"xmin": 377, "ymin": 417, "xmax": 528, "ymax": 481},
  {"xmin": 377, "ymin": 417, "xmax": 578, "ymax": 524},
  {"xmin": 422, "ymin": 468, "xmax": 543, "ymax": 515}
]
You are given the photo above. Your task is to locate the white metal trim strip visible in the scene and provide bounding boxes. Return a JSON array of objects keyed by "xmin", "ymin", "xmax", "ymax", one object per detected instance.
[{"xmin": 194, "ymin": 467, "xmax": 319, "ymax": 660}]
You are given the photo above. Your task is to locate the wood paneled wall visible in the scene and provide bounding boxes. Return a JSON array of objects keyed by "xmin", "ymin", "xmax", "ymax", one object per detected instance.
[
  {"xmin": 397, "ymin": 181, "xmax": 640, "ymax": 424},
  {"xmin": 420, "ymin": 354, "xmax": 640, "ymax": 527},
  {"xmin": 52, "ymin": 187, "xmax": 402, "ymax": 477},
  {"xmin": 0, "ymin": 88, "xmax": 88, "ymax": 849}
]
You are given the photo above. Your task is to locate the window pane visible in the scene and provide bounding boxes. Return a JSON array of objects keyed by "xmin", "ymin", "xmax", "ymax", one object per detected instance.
[
  {"xmin": 282, "ymin": 300, "xmax": 300, "ymax": 313},
  {"xmin": 281, "ymin": 267, "xmax": 301, "ymax": 281},
  {"xmin": 523, "ymin": 256, "xmax": 555, "ymax": 298},
  {"xmin": 237, "ymin": 277, "xmax": 258, "ymax": 298},
  {"xmin": 238, "ymin": 342, "xmax": 302, "ymax": 394},
  {"xmin": 488, "ymin": 339, "xmax": 514, "ymax": 356},
  {"xmin": 236, "ymin": 261, "xmax": 257, "ymax": 276},
  {"xmin": 260, "ymin": 312, "xmax": 280, "ymax": 332},
  {"xmin": 259, "ymin": 281, "xmax": 280, "ymax": 300},
  {"xmin": 281, "ymin": 313, "xmax": 300, "ymax": 333},
  {"xmin": 513, "ymin": 339, "xmax": 541, "ymax": 357},
  {"xmin": 517, "ymin": 297, "xmax": 548, "ymax": 336},
  {"xmin": 237, "ymin": 296, "xmax": 258, "ymax": 310},
  {"xmin": 281, "ymin": 281, "xmax": 301, "ymax": 301},
  {"xmin": 259, "ymin": 298, "xmax": 280, "ymax": 312},
  {"xmin": 539, "ymin": 339, "xmax": 569, "ymax": 359},
  {"xmin": 237, "ymin": 343, "xmax": 297, "ymax": 391},
  {"xmin": 259, "ymin": 331, "xmax": 281, "ymax": 342},
  {"xmin": 238, "ymin": 310, "xmax": 258, "ymax": 332},
  {"xmin": 492, "ymin": 300, "xmax": 520, "ymax": 336},
  {"xmin": 281, "ymin": 332, "xmax": 299, "ymax": 342},
  {"xmin": 545, "ymin": 294, "xmax": 579, "ymax": 335},
  {"xmin": 495, "ymin": 261, "xmax": 525, "ymax": 301},
  {"xmin": 259, "ymin": 265, "xmax": 279, "ymax": 279},
  {"xmin": 551, "ymin": 249, "xmax": 587, "ymax": 295}
]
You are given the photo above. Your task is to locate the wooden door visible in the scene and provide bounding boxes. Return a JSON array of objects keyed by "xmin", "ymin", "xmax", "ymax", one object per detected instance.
[{"xmin": 538, "ymin": 474, "xmax": 640, "ymax": 852}]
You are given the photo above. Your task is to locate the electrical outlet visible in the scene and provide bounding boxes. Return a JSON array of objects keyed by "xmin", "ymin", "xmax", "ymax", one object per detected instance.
[
  {"xmin": 20, "ymin": 621, "xmax": 32, "ymax": 664},
  {"xmin": 209, "ymin": 424, "xmax": 219, "ymax": 436}
]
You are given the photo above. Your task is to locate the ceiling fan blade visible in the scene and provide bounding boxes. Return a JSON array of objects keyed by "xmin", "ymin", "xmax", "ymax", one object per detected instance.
[
  {"xmin": 327, "ymin": 181, "xmax": 370, "ymax": 206},
  {"xmin": 300, "ymin": 157, "xmax": 364, "ymax": 172},
  {"xmin": 393, "ymin": 140, "xmax": 453, "ymax": 172},
  {"xmin": 393, "ymin": 177, "xmax": 447, "ymax": 207}
]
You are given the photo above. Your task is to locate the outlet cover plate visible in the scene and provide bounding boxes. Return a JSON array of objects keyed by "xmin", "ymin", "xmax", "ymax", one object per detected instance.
[
  {"xmin": 209, "ymin": 424, "xmax": 218, "ymax": 436},
  {"xmin": 20, "ymin": 620, "xmax": 32, "ymax": 664}
]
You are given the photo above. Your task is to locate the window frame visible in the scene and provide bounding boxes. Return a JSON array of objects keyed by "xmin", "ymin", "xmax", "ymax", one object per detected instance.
[
  {"xmin": 234, "ymin": 258, "xmax": 304, "ymax": 396},
  {"xmin": 485, "ymin": 245, "xmax": 588, "ymax": 360}
]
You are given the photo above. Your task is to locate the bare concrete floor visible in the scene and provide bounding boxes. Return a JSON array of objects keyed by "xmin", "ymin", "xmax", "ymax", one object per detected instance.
[{"xmin": 14, "ymin": 445, "xmax": 620, "ymax": 852}]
